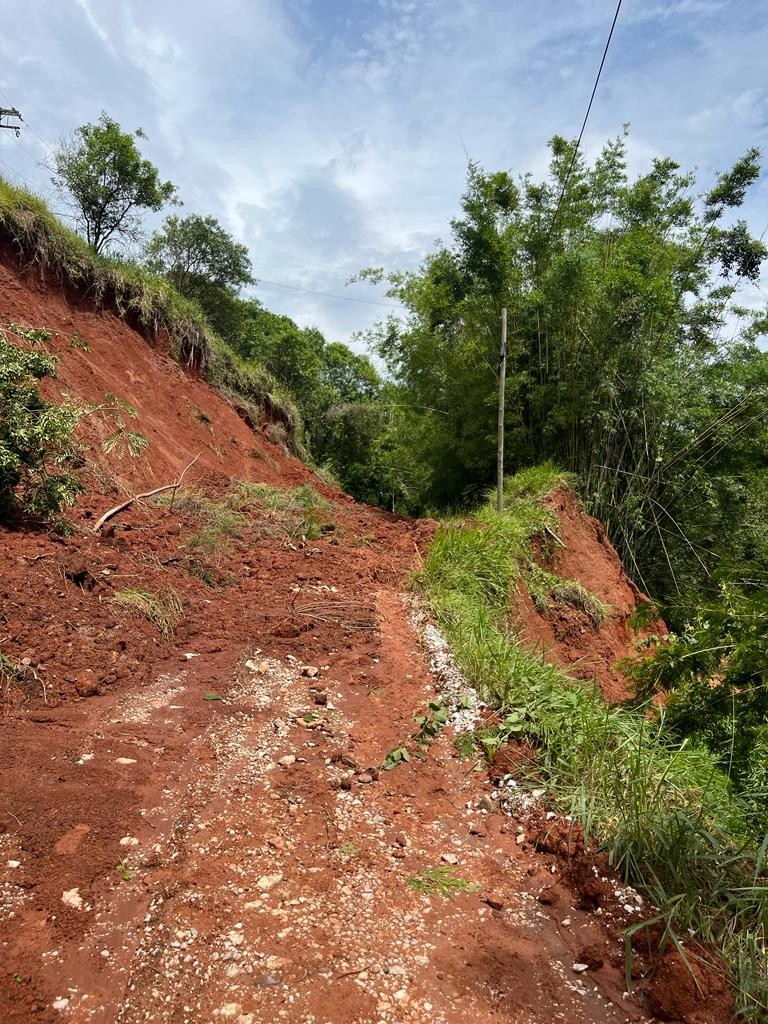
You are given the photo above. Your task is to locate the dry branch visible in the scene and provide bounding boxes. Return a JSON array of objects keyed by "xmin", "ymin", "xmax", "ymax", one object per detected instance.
[{"xmin": 93, "ymin": 453, "xmax": 201, "ymax": 533}]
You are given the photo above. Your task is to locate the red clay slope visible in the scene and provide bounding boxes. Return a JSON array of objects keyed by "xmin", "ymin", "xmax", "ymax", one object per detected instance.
[
  {"xmin": 515, "ymin": 489, "xmax": 665, "ymax": 702},
  {"xmin": 0, "ymin": 253, "xmax": 321, "ymax": 496}
]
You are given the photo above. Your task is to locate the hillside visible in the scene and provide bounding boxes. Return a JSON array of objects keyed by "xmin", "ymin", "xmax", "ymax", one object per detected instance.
[{"xmin": 0, "ymin": 246, "xmax": 731, "ymax": 1024}]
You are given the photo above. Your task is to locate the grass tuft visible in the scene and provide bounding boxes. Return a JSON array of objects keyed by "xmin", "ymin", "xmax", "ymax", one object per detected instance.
[
  {"xmin": 407, "ymin": 867, "xmax": 477, "ymax": 899},
  {"xmin": 526, "ymin": 565, "xmax": 611, "ymax": 627},
  {"xmin": 113, "ymin": 587, "xmax": 182, "ymax": 636}
]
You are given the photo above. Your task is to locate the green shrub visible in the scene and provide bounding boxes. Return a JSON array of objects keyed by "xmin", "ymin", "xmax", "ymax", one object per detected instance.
[{"xmin": 0, "ymin": 328, "xmax": 82, "ymax": 522}]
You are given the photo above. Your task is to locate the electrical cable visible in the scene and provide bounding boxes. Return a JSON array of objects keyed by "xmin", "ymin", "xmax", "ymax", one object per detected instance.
[{"xmin": 546, "ymin": 0, "xmax": 623, "ymax": 241}]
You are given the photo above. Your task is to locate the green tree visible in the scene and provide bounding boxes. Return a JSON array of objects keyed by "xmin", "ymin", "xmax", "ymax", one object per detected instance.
[
  {"xmin": 361, "ymin": 132, "xmax": 768, "ymax": 607},
  {"xmin": 49, "ymin": 112, "xmax": 177, "ymax": 254},
  {"xmin": 145, "ymin": 213, "xmax": 254, "ymax": 340}
]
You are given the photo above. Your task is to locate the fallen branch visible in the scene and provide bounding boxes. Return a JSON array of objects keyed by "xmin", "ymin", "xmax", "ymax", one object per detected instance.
[
  {"xmin": 93, "ymin": 453, "xmax": 201, "ymax": 533},
  {"xmin": 544, "ymin": 524, "xmax": 566, "ymax": 549}
]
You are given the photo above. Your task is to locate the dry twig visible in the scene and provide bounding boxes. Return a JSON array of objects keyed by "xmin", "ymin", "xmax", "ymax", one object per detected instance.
[{"xmin": 93, "ymin": 453, "xmax": 201, "ymax": 533}]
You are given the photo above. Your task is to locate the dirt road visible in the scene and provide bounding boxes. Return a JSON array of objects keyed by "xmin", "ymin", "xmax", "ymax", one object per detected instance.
[{"xmin": 0, "ymin": 489, "xmax": 664, "ymax": 1024}]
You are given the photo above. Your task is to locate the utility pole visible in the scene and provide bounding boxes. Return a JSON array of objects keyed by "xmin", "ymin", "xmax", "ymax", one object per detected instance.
[
  {"xmin": 496, "ymin": 307, "xmax": 507, "ymax": 513},
  {"xmin": 0, "ymin": 108, "xmax": 22, "ymax": 137}
]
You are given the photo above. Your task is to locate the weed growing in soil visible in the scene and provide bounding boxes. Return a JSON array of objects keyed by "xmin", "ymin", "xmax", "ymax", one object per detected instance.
[
  {"xmin": 382, "ymin": 745, "xmax": 411, "ymax": 770},
  {"xmin": 229, "ymin": 481, "xmax": 333, "ymax": 540},
  {"xmin": 526, "ymin": 565, "xmax": 610, "ymax": 627},
  {"xmin": 417, "ymin": 466, "xmax": 768, "ymax": 1020},
  {"xmin": 161, "ymin": 482, "xmax": 334, "ymax": 552},
  {"xmin": 113, "ymin": 587, "xmax": 182, "ymax": 637},
  {"xmin": 408, "ymin": 867, "xmax": 477, "ymax": 899}
]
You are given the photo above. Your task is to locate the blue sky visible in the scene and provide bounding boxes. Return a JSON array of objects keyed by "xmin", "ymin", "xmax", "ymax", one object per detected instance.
[{"xmin": 0, "ymin": 0, "xmax": 766, "ymax": 349}]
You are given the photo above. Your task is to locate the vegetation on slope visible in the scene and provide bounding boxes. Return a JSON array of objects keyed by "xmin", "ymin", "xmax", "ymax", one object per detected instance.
[
  {"xmin": 362, "ymin": 131, "xmax": 768, "ymax": 625},
  {"xmin": 416, "ymin": 465, "xmax": 768, "ymax": 1020},
  {"xmin": 0, "ymin": 176, "xmax": 301, "ymax": 446}
]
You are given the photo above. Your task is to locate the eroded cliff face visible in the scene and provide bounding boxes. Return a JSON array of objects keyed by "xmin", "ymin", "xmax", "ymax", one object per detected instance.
[{"xmin": 512, "ymin": 488, "xmax": 664, "ymax": 702}]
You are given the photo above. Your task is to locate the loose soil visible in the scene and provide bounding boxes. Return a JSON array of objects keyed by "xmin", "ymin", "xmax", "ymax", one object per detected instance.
[{"xmin": 0, "ymin": 256, "xmax": 731, "ymax": 1023}]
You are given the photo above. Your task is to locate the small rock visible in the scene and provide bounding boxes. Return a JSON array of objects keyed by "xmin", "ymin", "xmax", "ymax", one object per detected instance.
[
  {"xmin": 115, "ymin": 757, "xmax": 137, "ymax": 765},
  {"xmin": 75, "ymin": 670, "xmax": 101, "ymax": 697},
  {"xmin": 572, "ymin": 963, "xmax": 590, "ymax": 973},
  {"xmin": 338, "ymin": 777, "xmax": 352, "ymax": 791},
  {"xmin": 256, "ymin": 872, "xmax": 283, "ymax": 891},
  {"xmin": 7, "ymin": 860, "xmax": 20, "ymax": 869},
  {"xmin": 441, "ymin": 853, "xmax": 458, "ymax": 865},
  {"xmin": 301, "ymin": 665, "xmax": 320, "ymax": 678},
  {"xmin": 515, "ymin": 833, "xmax": 526, "ymax": 845},
  {"xmin": 182, "ymin": 652, "xmax": 200, "ymax": 661},
  {"xmin": 227, "ymin": 930, "xmax": 244, "ymax": 947},
  {"xmin": 477, "ymin": 795, "xmax": 494, "ymax": 813},
  {"xmin": 119, "ymin": 836, "xmax": 139, "ymax": 847},
  {"xmin": 277, "ymin": 755, "xmax": 296, "ymax": 767},
  {"xmin": 392, "ymin": 848, "xmax": 406, "ymax": 859},
  {"xmin": 52, "ymin": 997, "xmax": 70, "ymax": 1011},
  {"xmin": 469, "ymin": 823, "xmax": 487, "ymax": 837},
  {"xmin": 62, "ymin": 888, "xmax": 84, "ymax": 910},
  {"xmin": 484, "ymin": 895, "xmax": 505, "ymax": 911},
  {"xmin": 357, "ymin": 772, "xmax": 374, "ymax": 785},
  {"xmin": 536, "ymin": 886, "xmax": 558, "ymax": 906}
]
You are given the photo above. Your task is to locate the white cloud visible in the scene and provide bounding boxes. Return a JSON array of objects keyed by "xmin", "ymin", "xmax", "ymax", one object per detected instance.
[{"xmin": 0, "ymin": 0, "xmax": 766, "ymax": 348}]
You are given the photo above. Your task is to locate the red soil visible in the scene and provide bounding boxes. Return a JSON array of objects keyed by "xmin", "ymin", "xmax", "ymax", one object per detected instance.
[
  {"xmin": 0, "ymin": 253, "xmax": 732, "ymax": 1024},
  {"xmin": 515, "ymin": 489, "xmax": 666, "ymax": 702}
]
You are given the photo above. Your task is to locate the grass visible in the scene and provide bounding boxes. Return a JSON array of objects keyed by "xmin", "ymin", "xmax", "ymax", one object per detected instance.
[
  {"xmin": 526, "ymin": 565, "xmax": 611, "ymax": 627},
  {"xmin": 407, "ymin": 867, "xmax": 477, "ymax": 899},
  {"xmin": 0, "ymin": 176, "xmax": 301, "ymax": 450},
  {"xmin": 113, "ymin": 587, "xmax": 182, "ymax": 637},
  {"xmin": 157, "ymin": 481, "xmax": 334, "ymax": 554},
  {"xmin": 227, "ymin": 481, "xmax": 333, "ymax": 540},
  {"xmin": 416, "ymin": 465, "xmax": 768, "ymax": 1020}
]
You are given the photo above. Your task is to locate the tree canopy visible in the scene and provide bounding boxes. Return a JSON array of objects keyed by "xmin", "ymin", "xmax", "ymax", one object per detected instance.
[
  {"xmin": 49, "ymin": 112, "xmax": 178, "ymax": 255},
  {"xmin": 361, "ymin": 132, "xmax": 768, "ymax": 612}
]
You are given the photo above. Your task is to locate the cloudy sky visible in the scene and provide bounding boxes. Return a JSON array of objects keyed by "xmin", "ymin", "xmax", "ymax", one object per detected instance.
[{"xmin": 0, "ymin": 0, "xmax": 766, "ymax": 349}]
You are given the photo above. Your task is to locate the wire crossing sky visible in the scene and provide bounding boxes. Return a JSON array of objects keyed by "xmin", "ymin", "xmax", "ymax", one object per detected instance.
[{"xmin": 0, "ymin": 0, "xmax": 766, "ymax": 347}]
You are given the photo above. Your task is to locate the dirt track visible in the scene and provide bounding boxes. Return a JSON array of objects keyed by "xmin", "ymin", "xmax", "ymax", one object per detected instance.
[{"xmin": 2, "ymin": 492, "xmax": 663, "ymax": 1024}]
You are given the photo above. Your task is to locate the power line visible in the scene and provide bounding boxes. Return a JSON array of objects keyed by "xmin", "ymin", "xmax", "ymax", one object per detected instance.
[
  {"xmin": 255, "ymin": 277, "xmax": 406, "ymax": 310},
  {"xmin": 547, "ymin": 0, "xmax": 623, "ymax": 241}
]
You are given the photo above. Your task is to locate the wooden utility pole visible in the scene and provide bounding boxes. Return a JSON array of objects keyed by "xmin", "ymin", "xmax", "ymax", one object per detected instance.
[{"xmin": 496, "ymin": 307, "xmax": 507, "ymax": 513}]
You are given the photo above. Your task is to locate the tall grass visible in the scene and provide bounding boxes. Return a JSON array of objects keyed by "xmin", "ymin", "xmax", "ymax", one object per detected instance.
[
  {"xmin": 0, "ymin": 176, "xmax": 301, "ymax": 449},
  {"xmin": 416, "ymin": 468, "xmax": 768, "ymax": 1019}
]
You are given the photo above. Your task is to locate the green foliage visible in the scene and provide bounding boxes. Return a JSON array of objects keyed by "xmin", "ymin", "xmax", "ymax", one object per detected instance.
[
  {"xmin": 362, "ymin": 132, "xmax": 768, "ymax": 613},
  {"xmin": 382, "ymin": 744, "xmax": 411, "ymax": 770},
  {"xmin": 0, "ymin": 176, "xmax": 299, "ymax": 448},
  {"xmin": 49, "ymin": 112, "xmax": 178, "ymax": 254},
  {"xmin": 629, "ymin": 571, "xmax": 768, "ymax": 815},
  {"xmin": 113, "ymin": 588, "xmax": 182, "ymax": 637},
  {"xmin": 413, "ymin": 699, "xmax": 449, "ymax": 747},
  {"xmin": 145, "ymin": 214, "xmax": 254, "ymax": 340},
  {"xmin": 407, "ymin": 867, "xmax": 477, "ymax": 899},
  {"xmin": 418, "ymin": 467, "xmax": 768, "ymax": 1017},
  {"xmin": 0, "ymin": 326, "xmax": 82, "ymax": 521}
]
